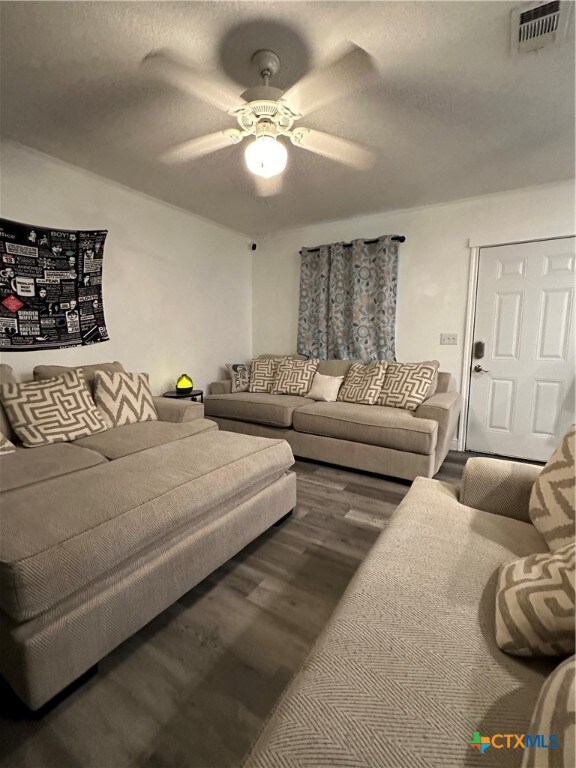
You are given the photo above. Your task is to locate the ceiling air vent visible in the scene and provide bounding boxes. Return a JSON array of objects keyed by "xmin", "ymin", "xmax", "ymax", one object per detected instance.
[{"xmin": 511, "ymin": 1, "xmax": 571, "ymax": 53}]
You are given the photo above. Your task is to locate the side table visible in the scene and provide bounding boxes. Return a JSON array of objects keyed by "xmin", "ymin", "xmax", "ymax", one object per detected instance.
[{"xmin": 162, "ymin": 389, "xmax": 204, "ymax": 403}]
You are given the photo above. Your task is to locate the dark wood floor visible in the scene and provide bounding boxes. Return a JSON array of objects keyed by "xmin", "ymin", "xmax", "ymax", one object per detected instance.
[{"xmin": 0, "ymin": 452, "xmax": 469, "ymax": 768}]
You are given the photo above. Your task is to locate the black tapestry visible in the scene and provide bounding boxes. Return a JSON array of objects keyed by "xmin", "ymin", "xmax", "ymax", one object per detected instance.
[{"xmin": 0, "ymin": 218, "xmax": 109, "ymax": 350}]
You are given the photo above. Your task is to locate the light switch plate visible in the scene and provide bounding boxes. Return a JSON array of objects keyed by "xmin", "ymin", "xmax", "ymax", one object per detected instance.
[{"xmin": 440, "ymin": 333, "xmax": 458, "ymax": 345}]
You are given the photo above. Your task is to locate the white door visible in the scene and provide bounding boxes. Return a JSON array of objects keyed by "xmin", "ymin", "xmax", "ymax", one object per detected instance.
[{"xmin": 467, "ymin": 237, "xmax": 575, "ymax": 461}]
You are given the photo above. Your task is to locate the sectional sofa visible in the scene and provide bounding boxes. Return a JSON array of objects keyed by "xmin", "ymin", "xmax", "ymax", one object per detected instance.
[
  {"xmin": 246, "ymin": 457, "xmax": 567, "ymax": 767},
  {"xmin": 206, "ymin": 356, "xmax": 462, "ymax": 480},
  {"xmin": 0, "ymin": 362, "xmax": 296, "ymax": 710}
]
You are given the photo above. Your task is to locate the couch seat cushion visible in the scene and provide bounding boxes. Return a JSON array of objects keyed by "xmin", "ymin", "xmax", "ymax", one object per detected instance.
[
  {"xmin": 292, "ymin": 401, "xmax": 438, "ymax": 455},
  {"xmin": 246, "ymin": 478, "xmax": 552, "ymax": 768},
  {"xmin": 205, "ymin": 393, "xmax": 313, "ymax": 428},
  {"xmin": 0, "ymin": 443, "xmax": 107, "ymax": 493},
  {"xmin": 73, "ymin": 418, "xmax": 217, "ymax": 459},
  {"xmin": 0, "ymin": 431, "xmax": 294, "ymax": 622}
]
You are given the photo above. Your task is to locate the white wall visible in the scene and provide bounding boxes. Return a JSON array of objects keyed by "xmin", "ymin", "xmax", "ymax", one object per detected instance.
[
  {"xmin": 252, "ymin": 181, "xmax": 575, "ymax": 389},
  {"xmin": 0, "ymin": 141, "xmax": 252, "ymax": 392}
]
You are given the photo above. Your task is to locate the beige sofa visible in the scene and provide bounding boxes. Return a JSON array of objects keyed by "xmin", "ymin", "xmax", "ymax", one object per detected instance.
[
  {"xmin": 206, "ymin": 357, "xmax": 461, "ymax": 480},
  {"xmin": 246, "ymin": 457, "xmax": 559, "ymax": 767},
  {"xmin": 0, "ymin": 362, "xmax": 296, "ymax": 710}
]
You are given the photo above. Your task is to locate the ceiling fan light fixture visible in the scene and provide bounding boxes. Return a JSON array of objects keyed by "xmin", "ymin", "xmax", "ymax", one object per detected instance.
[{"xmin": 245, "ymin": 136, "xmax": 287, "ymax": 178}]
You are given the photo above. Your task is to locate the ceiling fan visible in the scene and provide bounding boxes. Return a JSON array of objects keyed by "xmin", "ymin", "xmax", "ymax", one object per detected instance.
[{"xmin": 142, "ymin": 44, "xmax": 379, "ymax": 195}]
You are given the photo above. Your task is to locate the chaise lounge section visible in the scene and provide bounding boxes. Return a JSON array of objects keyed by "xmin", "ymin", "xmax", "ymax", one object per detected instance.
[
  {"xmin": 0, "ymin": 362, "xmax": 297, "ymax": 710},
  {"xmin": 245, "ymin": 457, "xmax": 558, "ymax": 767}
]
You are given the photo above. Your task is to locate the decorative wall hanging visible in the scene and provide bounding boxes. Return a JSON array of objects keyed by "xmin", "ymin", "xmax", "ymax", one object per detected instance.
[{"xmin": 0, "ymin": 218, "xmax": 109, "ymax": 351}]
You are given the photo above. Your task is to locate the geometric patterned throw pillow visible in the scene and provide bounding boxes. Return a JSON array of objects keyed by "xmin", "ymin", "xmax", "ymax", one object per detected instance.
[
  {"xmin": 529, "ymin": 425, "xmax": 575, "ymax": 551},
  {"xmin": 94, "ymin": 371, "xmax": 158, "ymax": 428},
  {"xmin": 271, "ymin": 358, "xmax": 318, "ymax": 396},
  {"xmin": 337, "ymin": 362, "xmax": 388, "ymax": 405},
  {"xmin": 0, "ymin": 432, "xmax": 16, "ymax": 454},
  {"xmin": 0, "ymin": 370, "xmax": 107, "ymax": 448},
  {"xmin": 378, "ymin": 360, "xmax": 439, "ymax": 410},
  {"xmin": 495, "ymin": 541, "xmax": 575, "ymax": 657},
  {"xmin": 226, "ymin": 362, "xmax": 251, "ymax": 393},
  {"xmin": 521, "ymin": 655, "xmax": 575, "ymax": 768},
  {"xmin": 249, "ymin": 358, "xmax": 283, "ymax": 394}
]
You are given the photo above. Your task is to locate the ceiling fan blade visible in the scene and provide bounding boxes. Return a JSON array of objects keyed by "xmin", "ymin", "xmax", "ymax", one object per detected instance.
[
  {"xmin": 161, "ymin": 129, "xmax": 243, "ymax": 164},
  {"xmin": 290, "ymin": 127, "xmax": 374, "ymax": 170},
  {"xmin": 254, "ymin": 174, "xmax": 284, "ymax": 197},
  {"xmin": 142, "ymin": 50, "xmax": 244, "ymax": 113},
  {"xmin": 281, "ymin": 44, "xmax": 379, "ymax": 117}
]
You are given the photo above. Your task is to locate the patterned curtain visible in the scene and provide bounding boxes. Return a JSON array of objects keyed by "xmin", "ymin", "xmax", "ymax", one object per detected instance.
[{"xmin": 297, "ymin": 236, "xmax": 398, "ymax": 361}]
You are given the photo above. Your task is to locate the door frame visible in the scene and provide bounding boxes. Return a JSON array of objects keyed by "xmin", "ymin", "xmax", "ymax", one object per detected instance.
[{"xmin": 458, "ymin": 234, "xmax": 576, "ymax": 452}]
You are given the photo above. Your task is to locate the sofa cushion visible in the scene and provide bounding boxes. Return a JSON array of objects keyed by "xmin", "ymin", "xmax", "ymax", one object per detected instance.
[
  {"xmin": 337, "ymin": 361, "xmax": 388, "ymax": 405},
  {"xmin": 529, "ymin": 425, "xmax": 575, "ymax": 551},
  {"xmin": 94, "ymin": 371, "xmax": 158, "ymax": 427},
  {"xmin": 316, "ymin": 360, "xmax": 356, "ymax": 377},
  {"xmin": 33, "ymin": 361, "xmax": 125, "ymax": 397},
  {"xmin": 205, "ymin": 393, "xmax": 313, "ymax": 428},
  {"xmin": 73, "ymin": 418, "xmax": 217, "ymax": 459},
  {"xmin": 495, "ymin": 541, "xmax": 575, "ymax": 657},
  {"xmin": 0, "ymin": 443, "xmax": 107, "ymax": 493},
  {"xmin": 271, "ymin": 358, "xmax": 318, "ymax": 396},
  {"xmin": 0, "ymin": 370, "xmax": 107, "ymax": 447},
  {"xmin": 245, "ymin": 478, "xmax": 552, "ymax": 768},
  {"xmin": 522, "ymin": 655, "xmax": 575, "ymax": 768},
  {"xmin": 378, "ymin": 360, "xmax": 440, "ymax": 410},
  {"xmin": 0, "ymin": 431, "xmax": 294, "ymax": 622},
  {"xmin": 292, "ymin": 401, "xmax": 438, "ymax": 455}
]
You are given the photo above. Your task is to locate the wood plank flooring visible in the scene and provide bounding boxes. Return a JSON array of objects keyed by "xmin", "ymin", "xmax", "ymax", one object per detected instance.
[{"xmin": 0, "ymin": 452, "xmax": 469, "ymax": 768}]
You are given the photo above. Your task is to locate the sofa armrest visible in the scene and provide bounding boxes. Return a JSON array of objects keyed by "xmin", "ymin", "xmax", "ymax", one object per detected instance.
[
  {"xmin": 209, "ymin": 380, "xmax": 232, "ymax": 395},
  {"xmin": 460, "ymin": 457, "xmax": 541, "ymax": 523},
  {"xmin": 152, "ymin": 397, "xmax": 204, "ymax": 423},
  {"xmin": 415, "ymin": 391, "xmax": 462, "ymax": 472}
]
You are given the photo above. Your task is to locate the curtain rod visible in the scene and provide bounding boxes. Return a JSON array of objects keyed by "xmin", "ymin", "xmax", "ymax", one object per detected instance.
[{"xmin": 301, "ymin": 235, "xmax": 405, "ymax": 254}]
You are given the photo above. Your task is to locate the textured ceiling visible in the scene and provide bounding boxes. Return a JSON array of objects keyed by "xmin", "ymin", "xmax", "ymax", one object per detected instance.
[{"xmin": 1, "ymin": 1, "xmax": 574, "ymax": 236}]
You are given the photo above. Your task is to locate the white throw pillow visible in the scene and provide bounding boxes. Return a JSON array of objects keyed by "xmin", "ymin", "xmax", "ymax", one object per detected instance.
[
  {"xmin": 307, "ymin": 372, "xmax": 344, "ymax": 402},
  {"xmin": 226, "ymin": 363, "xmax": 251, "ymax": 393}
]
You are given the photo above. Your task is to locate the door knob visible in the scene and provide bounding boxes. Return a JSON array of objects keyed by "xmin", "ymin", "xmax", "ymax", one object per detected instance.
[{"xmin": 473, "ymin": 364, "xmax": 490, "ymax": 373}]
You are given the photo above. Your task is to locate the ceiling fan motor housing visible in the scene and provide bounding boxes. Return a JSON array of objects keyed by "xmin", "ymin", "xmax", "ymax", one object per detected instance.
[{"xmin": 232, "ymin": 99, "xmax": 299, "ymax": 135}]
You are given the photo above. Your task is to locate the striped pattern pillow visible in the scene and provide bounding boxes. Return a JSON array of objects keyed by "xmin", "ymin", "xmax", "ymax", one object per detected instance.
[
  {"xmin": 271, "ymin": 359, "xmax": 318, "ymax": 396},
  {"xmin": 530, "ymin": 426, "xmax": 575, "ymax": 551},
  {"xmin": 0, "ymin": 370, "xmax": 107, "ymax": 447},
  {"xmin": 495, "ymin": 542, "xmax": 575, "ymax": 657},
  {"xmin": 337, "ymin": 362, "xmax": 388, "ymax": 405},
  {"xmin": 378, "ymin": 360, "xmax": 439, "ymax": 410},
  {"xmin": 94, "ymin": 371, "xmax": 158, "ymax": 427},
  {"xmin": 522, "ymin": 655, "xmax": 575, "ymax": 768},
  {"xmin": 0, "ymin": 433, "xmax": 16, "ymax": 454}
]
